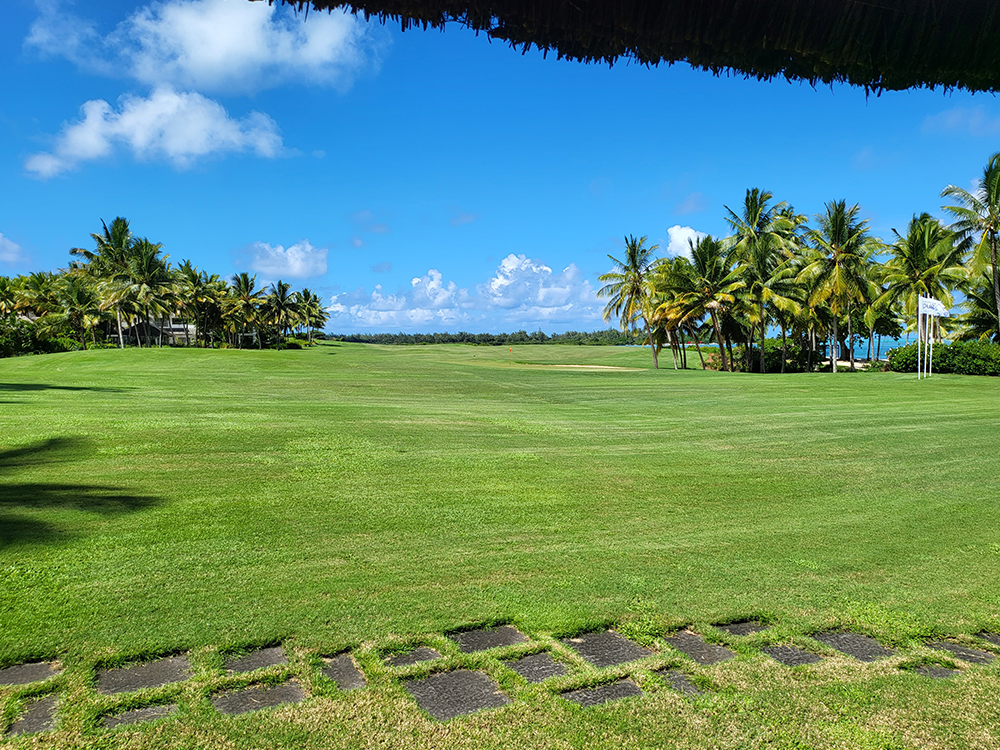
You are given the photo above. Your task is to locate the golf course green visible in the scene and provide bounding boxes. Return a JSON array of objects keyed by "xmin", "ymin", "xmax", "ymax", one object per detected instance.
[{"xmin": 1, "ymin": 342, "xmax": 998, "ymax": 748}]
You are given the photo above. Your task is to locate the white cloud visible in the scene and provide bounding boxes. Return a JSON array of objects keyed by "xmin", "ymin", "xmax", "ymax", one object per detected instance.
[
  {"xmin": 0, "ymin": 234, "xmax": 27, "ymax": 264},
  {"xmin": 326, "ymin": 254, "xmax": 601, "ymax": 331},
  {"xmin": 665, "ymin": 225, "xmax": 706, "ymax": 260},
  {"xmin": 25, "ymin": 86, "xmax": 282, "ymax": 178},
  {"xmin": 922, "ymin": 106, "xmax": 1000, "ymax": 137},
  {"xmin": 26, "ymin": 0, "xmax": 382, "ymax": 94},
  {"xmin": 248, "ymin": 239, "xmax": 328, "ymax": 279}
]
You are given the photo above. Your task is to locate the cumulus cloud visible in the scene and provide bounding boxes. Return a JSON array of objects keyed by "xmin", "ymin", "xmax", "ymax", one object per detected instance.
[
  {"xmin": 25, "ymin": 86, "xmax": 282, "ymax": 178},
  {"xmin": 326, "ymin": 254, "xmax": 601, "ymax": 331},
  {"xmin": 0, "ymin": 234, "xmax": 26, "ymax": 264},
  {"xmin": 248, "ymin": 239, "xmax": 328, "ymax": 279},
  {"xmin": 664, "ymin": 225, "xmax": 707, "ymax": 259},
  {"xmin": 922, "ymin": 106, "xmax": 1000, "ymax": 137},
  {"xmin": 26, "ymin": 0, "xmax": 382, "ymax": 94}
]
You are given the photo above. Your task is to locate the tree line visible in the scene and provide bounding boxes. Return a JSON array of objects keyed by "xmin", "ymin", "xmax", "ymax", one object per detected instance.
[
  {"xmin": 598, "ymin": 154, "xmax": 1000, "ymax": 372},
  {"xmin": 335, "ymin": 330, "xmax": 645, "ymax": 346},
  {"xmin": 0, "ymin": 217, "xmax": 329, "ymax": 354}
]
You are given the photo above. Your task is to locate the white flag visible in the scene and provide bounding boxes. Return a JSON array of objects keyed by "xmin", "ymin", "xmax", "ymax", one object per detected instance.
[{"xmin": 918, "ymin": 296, "xmax": 949, "ymax": 317}]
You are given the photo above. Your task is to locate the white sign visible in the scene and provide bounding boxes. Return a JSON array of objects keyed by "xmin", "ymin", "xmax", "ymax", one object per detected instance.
[{"xmin": 918, "ymin": 296, "xmax": 949, "ymax": 317}]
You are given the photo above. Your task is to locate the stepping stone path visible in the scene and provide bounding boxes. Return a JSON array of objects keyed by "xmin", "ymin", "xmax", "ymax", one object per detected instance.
[
  {"xmin": 560, "ymin": 631, "xmax": 652, "ymax": 668},
  {"xmin": 97, "ymin": 656, "xmax": 192, "ymax": 694},
  {"xmin": 927, "ymin": 642, "xmax": 995, "ymax": 665},
  {"xmin": 666, "ymin": 631, "xmax": 735, "ymax": 665},
  {"xmin": 385, "ymin": 647, "xmax": 441, "ymax": 668},
  {"xmin": 404, "ymin": 670, "xmax": 510, "ymax": 721},
  {"xmin": 913, "ymin": 666, "xmax": 959, "ymax": 679},
  {"xmin": 762, "ymin": 645, "xmax": 823, "ymax": 667},
  {"xmin": 561, "ymin": 678, "xmax": 642, "ymax": 707},
  {"xmin": 977, "ymin": 632, "xmax": 1000, "ymax": 647},
  {"xmin": 0, "ymin": 661, "xmax": 61, "ymax": 686},
  {"xmin": 653, "ymin": 668, "xmax": 702, "ymax": 695},
  {"xmin": 505, "ymin": 652, "xmax": 567, "ymax": 683},
  {"xmin": 812, "ymin": 632, "xmax": 894, "ymax": 662},
  {"xmin": 321, "ymin": 654, "xmax": 366, "ymax": 691},
  {"xmin": 6, "ymin": 695, "xmax": 57, "ymax": 737},
  {"xmin": 225, "ymin": 646, "xmax": 287, "ymax": 674},
  {"xmin": 716, "ymin": 621, "xmax": 769, "ymax": 636},
  {"xmin": 212, "ymin": 681, "xmax": 305, "ymax": 715},
  {"xmin": 449, "ymin": 625, "xmax": 527, "ymax": 653},
  {"xmin": 103, "ymin": 704, "xmax": 177, "ymax": 729}
]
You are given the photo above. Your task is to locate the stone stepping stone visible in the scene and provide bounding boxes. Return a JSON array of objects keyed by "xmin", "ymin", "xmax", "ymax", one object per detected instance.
[
  {"xmin": 762, "ymin": 645, "xmax": 823, "ymax": 667},
  {"xmin": 927, "ymin": 642, "xmax": 995, "ymax": 665},
  {"xmin": 225, "ymin": 646, "xmax": 287, "ymax": 674},
  {"xmin": 385, "ymin": 647, "xmax": 442, "ymax": 668},
  {"xmin": 913, "ymin": 665, "xmax": 959, "ymax": 679},
  {"xmin": 505, "ymin": 652, "xmax": 567, "ymax": 683},
  {"xmin": 449, "ymin": 625, "xmax": 528, "ymax": 653},
  {"xmin": 977, "ymin": 632, "xmax": 1000, "ymax": 647},
  {"xmin": 812, "ymin": 632, "xmax": 894, "ymax": 662},
  {"xmin": 211, "ymin": 681, "xmax": 305, "ymax": 715},
  {"xmin": 6, "ymin": 695, "xmax": 57, "ymax": 737},
  {"xmin": 716, "ymin": 620, "xmax": 769, "ymax": 636},
  {"xmin": 97, "ymin": 656, "xmax": 192, "ymax": 694},
  {"xmin": 103, "ymin": 704, "xmax": 177, "ymax": 729},
  {"xmin": 321, "ymin": 654, "xmax": 366, "ymax": 691},
  {"xmin": 404, "ymin": 670, "xmax": 510, "ymax": 721},
  {"xmin": 561, "ymin": 678, "xmax": 643, "ymax": 707},
  {"xmin": 560, "ymin": 631, "xmax": 652, "ymax": 668},
  {"xmin": 665, "ymin": 631, "xmax": 735, "ymax": 665},
  {"xmin": 0, "ymin": 661, "xmax": 61, "ymax": 686},
  {"xmin": 653, "ymin": 668, "xmax": 702, "ymax": 695}
]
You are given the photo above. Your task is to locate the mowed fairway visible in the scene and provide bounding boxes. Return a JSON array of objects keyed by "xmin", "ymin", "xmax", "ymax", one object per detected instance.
[{"xmin": 1, "ymin": 342, "xmax": 999, "ymax": 749}]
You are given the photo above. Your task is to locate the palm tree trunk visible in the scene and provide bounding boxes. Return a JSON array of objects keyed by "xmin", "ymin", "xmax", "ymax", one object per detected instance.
[
  {"xmin": 780, "ymin": 323, "xmax": 787, "ymax": 373},
  {"xmin": 710, "ymin": 311, "xmax": 728, "ymax": 372},
  {"xmin": 991, "ymin": 233, "xmax": 1000, "ymax": 332},
  {"xmin": 759, "ymin": 316, "xmax": 767, "ymax": 374},
  {"xmin": 807, "ymin": 327, "xmax": 814, "ymax": 371},
  {"xmin": 645, "ymin": 322, "xmax": 658, "ymax": 370},
  {"xmin": 669, "ymin": 330, "xmax": 679, "ymax": 370},
  {"xmin": 689, "ymin": 324, "xmax": 705, "ymax": 369},
  {"xmin": 116, "ymin": 308, "xmax": 124, "ymax": 348},
  {"xmin": 848, "ymin": 301, "xmax": 855, "ymax": 371},
  {"xmin": 831, "ymin": 317, "xmax": 838, "ymax": 373},
  {"xmin": 877, "ymin": 333, "xmax": 882, "ymax": 360},
  {"xmin": 746, "ymin": 326, "xmax": 754, "ymax": 372}
]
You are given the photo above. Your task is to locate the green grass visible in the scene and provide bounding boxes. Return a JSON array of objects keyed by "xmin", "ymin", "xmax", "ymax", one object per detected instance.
[{"xmin": 1, "ymin": 342, "xmax": 998, "ymax": 748}]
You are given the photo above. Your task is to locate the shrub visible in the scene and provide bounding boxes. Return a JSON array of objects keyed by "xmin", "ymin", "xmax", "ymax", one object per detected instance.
[
  {"xmin": 87, "ymin": 341, "xmax": 119, "ymax": 350},
  {"xmin": 0, "ymin": 317, "xmax": 37, "ymax": 358},
  {"xmin": 41, "ymin": 337, "xmax": 83, "ymax": 354},
  {"xmin": 887, "ymin": 341, "xmax": 1000, "ymax": 376},
  {"xmin": 734, "ymin": 339, "xmax": 807, "ymax": 373}
]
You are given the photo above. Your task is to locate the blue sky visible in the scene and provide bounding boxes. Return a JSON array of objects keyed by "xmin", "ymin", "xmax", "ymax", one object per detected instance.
[{"xmin": 2, "ymin": 0, "xmax": 1000, "ymax": 332}]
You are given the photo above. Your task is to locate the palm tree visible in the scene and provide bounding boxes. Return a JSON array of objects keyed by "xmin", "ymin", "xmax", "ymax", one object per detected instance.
[
  {"xmin": 654, "ymin": 235, "xmax": 743, "ymax": 371},
  {"xmin": 955, "ymin": 275, "xmax": 998, "ymax": 342},
  {"xmin": 265, "ymin": 280, "xmax": 298, "ymax": 344},
  {"xmin": 230, "ymin": 272, "xmax": 264, "ymax": 348},
  {"xmin": 797, "ymin": 200, "xmax": 879, "ymax": 372},
  {"xmin": 71, "ymin": 217, "xmax": 134, "ymax": 348},
  {"xmin": 36, "ymin": 273, "xmax": 104, "ymax": 347},
  {"xmin": 943, "ymin": 153, "xmax": 1000, "ymax": 331},
  {"xmin": 114, "ymin": 239, "xmax": 177, "ymax": 346},
  {"xmin": 598, "ymin": 235, "xmax": 661, "ymax": 368},
  {"xmin": 725, "ymin": 189, "xmax": 801, "ymax": 372},
  {"xmin": 874, "ymin": 213, "xmax": 967, "ymax": 344},
  {"xmin": 295, "ymin": 288, "xmax": 326, "ymax": 343}
]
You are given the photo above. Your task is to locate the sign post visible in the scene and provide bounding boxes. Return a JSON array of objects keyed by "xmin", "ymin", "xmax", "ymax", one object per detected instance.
[{"xmin": 917, "ymin": 296, "xmax": 949, "ymax": 379}]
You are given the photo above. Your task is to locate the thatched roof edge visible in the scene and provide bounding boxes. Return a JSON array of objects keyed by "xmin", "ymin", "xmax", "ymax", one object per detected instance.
[{"xmin": 272, "ymin": 0, "xmax": 1000, "ymax": 92}]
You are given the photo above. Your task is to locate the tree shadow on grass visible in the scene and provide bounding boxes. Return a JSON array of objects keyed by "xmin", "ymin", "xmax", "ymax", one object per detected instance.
[
  {"xmin": 0, "ymin": 437, "xmax": 163, "ymax": 548},
  {"xmin": 0, "ymin": 383, "xmax": 128, "ymax": 393}
]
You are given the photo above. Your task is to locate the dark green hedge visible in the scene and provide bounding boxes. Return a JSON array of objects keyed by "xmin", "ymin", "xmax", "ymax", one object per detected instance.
[{"xmin": 887, "ymin": 341, "xmax": 1000, "ymax": 376}]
